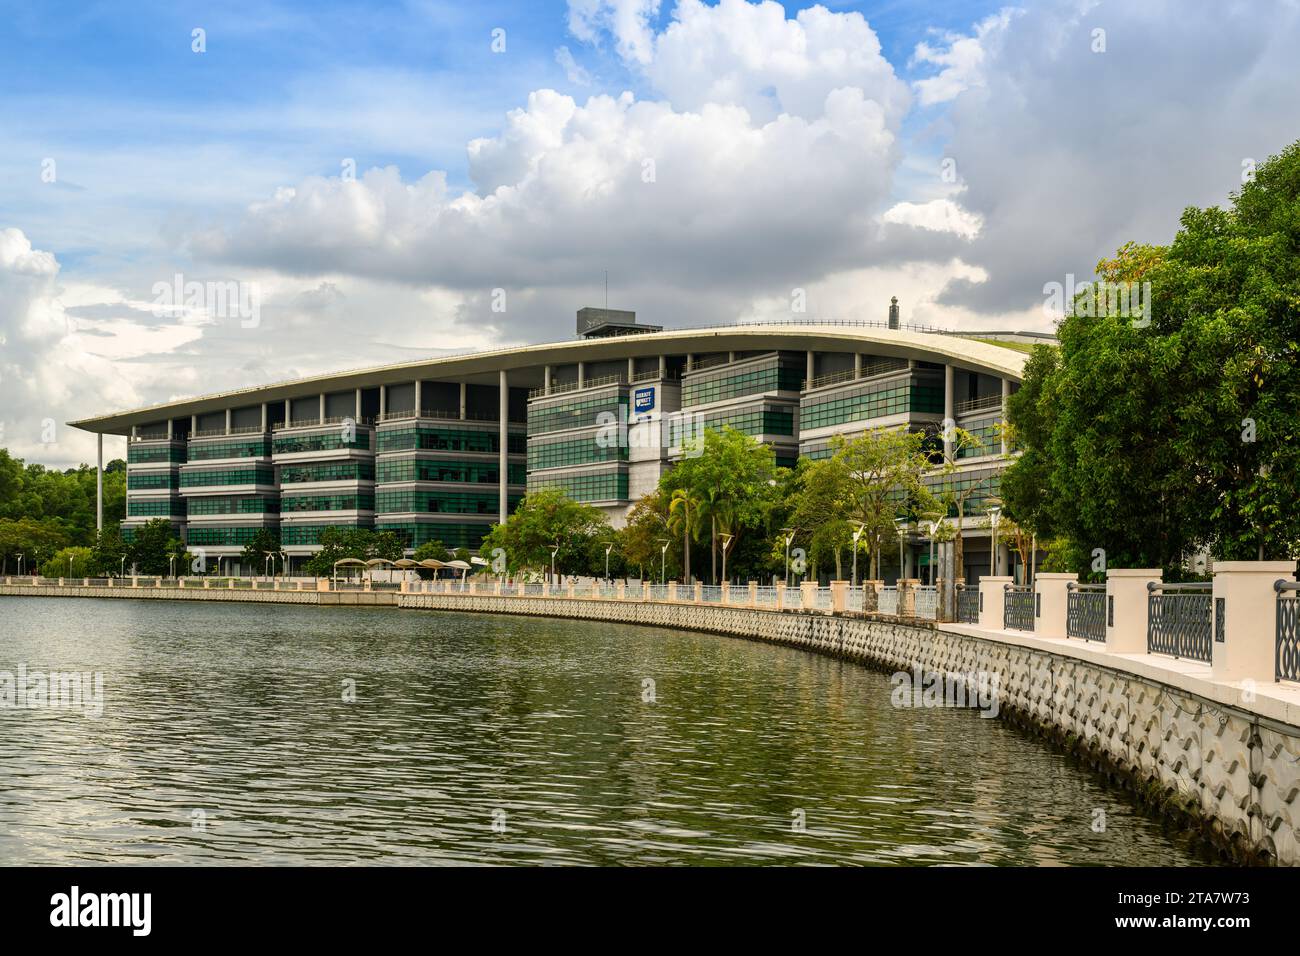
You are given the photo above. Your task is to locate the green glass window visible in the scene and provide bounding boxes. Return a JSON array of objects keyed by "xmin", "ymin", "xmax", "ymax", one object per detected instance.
[
  {"xmin": 375, "ymin": 458, "xmax": 524, "ymax": 485},
  {"xmin": 186, "ymin": 525, "xmax": 278, "ymax": 547},
  {"xmin": 128, "ymin": 471, "xmax": 180, "ymax": 490},
  {"xmin": 527, "ymin": 436, "xmax": 626, "ymax": 470},
  {"xmin": 800, "ymin": 379, "xmax": 943, "ymax": 430},
  {"xmin": 957, "ymin": 416, "xmax": 1005, "ymax": 459},
  {"xmin": 187, "ymin": 436, "xmax": 272, "ymax": 461},
  {"xmin": 128, "ymin": 443, "xmax": 186, "ymax": 464},
  {"xmin": 375, "ymin": 521, "xmax": 493, "ymax": 550},
  {"xmin": 694, "ymin": 405, "xmax": 795, "ymax": 437},
  {"xmin": 278, "ymin": 461, "xmax": 376, "ymax": 483},
  {"xmin": 528, "ymin": 470, "xmax": 628, "ymax": 502},
  {"xmin": 375, "ymin": 490, "xmax": 519, "ymax": 515},
  {"xmin": 186, "ymin": 495, "xmax": 280, "ymax": 515},
  {"xmin": 280, "ymin": 493, "xmax": 375, "ymax": 512},
  {"xmin": 127, "ymin": 498, "xmax": 185, "ymax": 517},
  {"xmin": 681, "ymin": 360, "xmax": 804, "ymax": 407},
  {"xmin": 272, "ymin": 431, "xmax": 370, "ymax": 454},
  {"xmin": 924, "ymin": 468, "xmax": 1002, "ymax": 517},
  {"xmin": 376, "ymin": 426, "xmax": 525, "ymax": 454},
  {"xmin": 280, "ymin": 521, "xmax": 375, "ymax": 546},
  {"xmin": 527, "ymin": 394, "xmax": 628, "ymax": 436},
  {"xmin": 180, "ymin": 465, "xmax": 275, "ymax": 487}
]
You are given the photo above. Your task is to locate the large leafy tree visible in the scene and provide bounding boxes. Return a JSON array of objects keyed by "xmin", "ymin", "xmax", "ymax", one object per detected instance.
[
  {"xmin": 240, "ymin": 528, "xmax": 282, "ymax": 574},
  {"xmin": 479, "ymin": 487, "xmax": 611, "ymax": 580},
  {"xmin": 1004, "ymin": 139, "xmax": 1300, "ymax": 571},
  {"xmin": 0, "ymin": 448, "xmax": 126, "ymax": 564},
  {"xmin": 303, "ymin": 528, "xmax": 404, "ymax": 577},
  {"xmin": 127, "ymin": 518, "xmax": 188, "ymax": 576}
]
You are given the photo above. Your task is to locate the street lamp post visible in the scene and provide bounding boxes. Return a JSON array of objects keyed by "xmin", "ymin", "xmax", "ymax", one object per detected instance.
[
  {"xmin": 719, "ymin": 533, "xmax": 733, "ymax": 585},
  {"xmin": 17, "ymin": 554, "xmax": 24, "ymax": 576},
  {"xmin": 989, "ymin": 506, "xmax": 1001, "ymax": 577},
  {"xmin": 851, "ymin": 523, "xmax": 866, "ymax": 588},
  {"xmin": 895, "ymin": 518, "xmax": 907, "ymax": 583},
  {"xmin": 119, "ymin": 555, "xmax": 125, "ymax": 578},
  {"xmin": 550, "ymin": 543, "xmax": 559, "ymax": 584},
  {"xmin": 657, "ymin": 538, "xmax": 669, "ymax": 585},
  {"xmin": 781, "ymin": 527, "xmax": 797, "ymax": 587},
  {"xmin": 605, "ymin": 543, "xmax": 613, "ymax": 582}
]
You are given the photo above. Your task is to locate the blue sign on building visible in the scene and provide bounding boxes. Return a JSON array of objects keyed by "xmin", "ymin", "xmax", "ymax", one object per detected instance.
[{"xmin": 634, "ymin": 387, "xmax": 655, "ymax": 413}]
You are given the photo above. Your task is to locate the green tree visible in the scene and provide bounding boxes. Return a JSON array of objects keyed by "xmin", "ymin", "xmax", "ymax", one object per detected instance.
[
  {"xmin": 127, "ymin": 518, "xmax": 187, "ymax": 576},
  {"xmin": 40, "ymin": 546, "xmax": 93, "ymax": 578},
  {"xmin": 240, "ymin": 528, "xmax": 282, "ymax": 575},
  {"xmin": 88, "ymin": 526, "xmax": 129, "ymax": 577},
  {"xmin": 479, "ymin": 488, "xmax": 610, "ymax": 580},
  {"xmin": 618, "ymin": 492, "xmax": 675, "ymax": 581}
]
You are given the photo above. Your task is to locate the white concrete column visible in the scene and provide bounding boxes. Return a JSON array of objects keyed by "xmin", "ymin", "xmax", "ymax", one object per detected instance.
[
  {"xmin": 1211, "ymin": 561, "xmax": 1296, "ymax": 684},
  {"xmin": 355, "ymin": 388, "xmax": 362, "ymax": 420},
  {"xmin": 167, "ymin": 418, "xmax": 173, "ymax": 439},
  {"xmin": 853, "ymin": 353, "xmax": 862, "ymax": 378},
  {"xmin": 225, "ymin": 408, "xmax": 232, "ymax": 434},
  {"xmin": 1105, "ymin": 568, "xmax": 1162, "ymax": 654},
  {"xmin": 318, "ymin": 394, "xmax": 325, "ymax": 424},
  {"xmin": 190, "ymin": 415, "xmax": 197, "ymax": 434},
  {"xmin": 627, "ymin": 357, "xmax": 635, "ymax": 381},
  {"xmin": 805, "ymin": 350, "xmax": 814, "ymax": 386},
  {"xmin": 260, "ymin": 403, "xmax": 267, "ymax": 432},
  {"xmin": 543, "ymin": 365, "xmax": 551, "ymax": 395},
  {"xmin": 379, "ymin": 385, "xmax": 387, "ymax": 418},
  {"xmin": 686, "ymin": 353, "xmax": 694, "ymax": 372},
  {"xmin": 498, "ymin": 369, "xmax": 508, "ymax": 522},
  {"xmin": 943, "ymin": 364, "xmax": 955, "ymax": 460},
  {"xmin": 1000, "ymin": 378, "xmax": 1011, "ymax": 455},
  {"xmin": 414, "ymin": 380, "xmax": 422, "ymax": 415},
  {"xmin": 459, "ymin": 382, "xmax": 467, "ymax": 420},
  {"xmin": 96, "ymin": 433, "xmax": 103, "ymax": 532},
  {"xmin": 978, "ymin": 576, "xmax": 1013, "ymax": 630},
  {"xmin": 577, "ymin": 362, "xmax": 585, "ymax": 389},
  {"xmin": 1035, "ymin": 572, "xmax": 1074, "ymax": 639},
  {"xmin": 658, "ymin": 355, "xmax": 666, "ymax": 378},
  {"xmin": 830, "ymin": 580, "xmax": 846, "ymax": 613}
]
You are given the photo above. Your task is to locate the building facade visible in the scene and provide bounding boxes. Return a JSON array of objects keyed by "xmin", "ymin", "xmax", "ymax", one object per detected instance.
[{"xmin": 76, "ymin": 309, "xmax": 1041, "ymax": 579}]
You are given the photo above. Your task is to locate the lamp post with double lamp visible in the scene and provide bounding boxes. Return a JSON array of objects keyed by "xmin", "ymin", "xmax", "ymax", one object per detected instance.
[
  {"xmin": 169, "ymin": 554, "xmax": 177, "ymax": 579},
  {"xmin": 657, "ymin": 538, "xmax": 669, "ymax": 585},
  {"xmin": 119, "ymin": 555, "xmax": 125, "ymax": 578},
  {"xmin": 782, "ymin": 527, "xmax": 797, "ymax": 587},
  {"xmin": 280, "ymin": 550, "xmax": 290, "ymax": 580},
  {"xmin": 264, "ymin": 554, "xmax": 273, "ymax": 579},
  {"xmin": 851, "ymin": 522, "xmax": 866, "ymax": 588},
  {"xmin": 604, "ymin": 542, "xmax": 613, "ymax": 583},
  {"xmin": 550, "ymin": 543, "xmax": 560, "ymax": 584},
  {"xmin": 719, "ymin": 533, "xmax": 734, "ymax": 585},
  {"xmin": 17, "ymin": 553, "xmax": 24, "ymax": 577}
]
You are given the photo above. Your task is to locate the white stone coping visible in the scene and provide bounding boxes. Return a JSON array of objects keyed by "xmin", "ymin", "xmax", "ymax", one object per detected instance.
[{"xmin": 940, "ymin": 622, "xmax": 1300, "ymax": 729}]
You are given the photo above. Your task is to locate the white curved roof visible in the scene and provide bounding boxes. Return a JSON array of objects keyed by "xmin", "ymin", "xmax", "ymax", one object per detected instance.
[{"xmin": 70, "ymin": 323, "xmax": 1031, "ymax": 435}]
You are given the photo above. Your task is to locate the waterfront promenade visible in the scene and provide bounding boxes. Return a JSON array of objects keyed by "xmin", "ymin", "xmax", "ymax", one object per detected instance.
[{"xmin": 5, "ymin": 564, "xmax": 1300, "ymax": 865}]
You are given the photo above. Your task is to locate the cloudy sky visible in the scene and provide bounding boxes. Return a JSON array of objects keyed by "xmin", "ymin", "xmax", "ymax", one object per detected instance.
[{"xmin": 2, "ymin": 0, "xmax": 1298, "ymax": 467}]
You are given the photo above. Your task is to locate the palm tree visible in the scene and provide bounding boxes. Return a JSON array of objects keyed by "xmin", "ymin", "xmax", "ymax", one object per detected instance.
[{"xmin": 667, "ymin": 488, "xmax": 698, "ymax": 583}]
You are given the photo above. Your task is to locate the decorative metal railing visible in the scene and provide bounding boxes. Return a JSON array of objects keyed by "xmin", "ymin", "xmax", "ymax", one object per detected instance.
[
  {"xmin": 1147, "ymin": 583, "xmax": 1212, "ymax": 663},
  {"xmin": 956, "ymin": 585, "xmax": 979, "ymax": 624},
  {"xmin": 1004, "ymin": 585, "xmax": 1034, "ymax": 631},
  {"xmin": 1066, "ymin": 583, "xmax": 1107, "ymax": 642},
  {"xmin": 1276, "ymin": 580, "xmax": 1300, "ymax": 682},
  {"xmin": 914, "ymin": 585, "xmax": 938, "ymax": 620},
  {"xmin": 878, "ymin": 586, "xmax": 898, "ymax": 616}
]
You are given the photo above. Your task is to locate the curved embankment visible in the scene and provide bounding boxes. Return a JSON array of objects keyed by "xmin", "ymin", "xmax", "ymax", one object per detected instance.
[{"xmin": 400, "ymin": 592, "xmax": 1300, "ymax": 866}]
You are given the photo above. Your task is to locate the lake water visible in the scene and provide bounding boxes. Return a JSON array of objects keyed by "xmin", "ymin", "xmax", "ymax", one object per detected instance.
[{"xmin": 0, "ymin": 596, "xmax": 1215, "ymax": 865}]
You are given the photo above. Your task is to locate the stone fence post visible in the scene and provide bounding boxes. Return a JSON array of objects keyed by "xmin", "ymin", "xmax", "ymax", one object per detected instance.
[
  {"xmin": 830, "ymin": 580, "xmax": 847, "ymax": 614},
  {"xmin": 721, "ymin": 583, "xmax": 731, "ymax": 604},
  {"xmin": 1211, "ymin": 561, "xmax": 1296, "ymax": 684},
  {"xmin": 695, "ymin": 582, "xmax": 703, "ymax": 604},
  {"xmin": 775, "ymin": 583, "xmax": 786, "ymax": 608},
  {"xmin": 1105, "ymin": 569, "xmax": 1161, "ymax": 653},
  {"xmin": 898, "ymin": 578, "xmax": 919, "ymax": 617},
  {"xmin": 616, "ymin": 581, "xmax": 626, "ymax": 601},
  {"xmin": 800, "ymin": 581, "xmax": 818, "ymax": 611},
  {"xmin": 749, "ymin": 581, "xmax": 758, "ymax": 607},
  {"xmin": 643, "ymin": 581, "xmax": 651, "ymax": 601},
  {"xmin": 977, "ymin": 576, "xmax": 1013, "ymax": 630},
  {"xmin": 1034, "ymin": 572, "xmax": 1075, "ymax": 639},
  {"xmin": 668, "ymin": 581, "xmax": 678, "ymax": 602}
]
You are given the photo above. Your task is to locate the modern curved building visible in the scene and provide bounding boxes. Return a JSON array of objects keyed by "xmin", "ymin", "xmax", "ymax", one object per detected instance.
[{"xmin": 71, "ymin": 307, "xmax": 1048, "ymax": 579}]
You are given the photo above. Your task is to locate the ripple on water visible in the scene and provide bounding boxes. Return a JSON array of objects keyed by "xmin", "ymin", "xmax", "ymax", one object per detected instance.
[{"xmin": 0, "ymin": 596, "xmax": 1218, "ymax": 866}]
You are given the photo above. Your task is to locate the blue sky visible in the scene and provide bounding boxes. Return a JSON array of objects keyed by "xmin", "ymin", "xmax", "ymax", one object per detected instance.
[{"xmin": 2, "ymin": 0, "xmax": 1298, "ymax": 466}]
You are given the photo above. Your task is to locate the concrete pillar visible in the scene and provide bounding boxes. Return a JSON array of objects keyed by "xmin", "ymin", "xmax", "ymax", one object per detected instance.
[
  {"xmin": 898, "ymin": 579, "xmax": 919, "ymax": 617},
  {"xmin": 577, "ymin": 362, "xmax": 585, "ymax": 389},
  {"xmin": 498, "ymin": 370, "xmax": 508, "ymax": 522},
  {"xmin": 943, "ymin": 364, "xmax": 955, "ymax": 460},
  {"xmin": 1211, "ymin": 561, "xmax": 1296, "ymax": 684},
  {"xmin": 355, "ymin": 388, "xmax": 362, "ymax": 420},
  {"xmin": 379, "ymin": 385, "xmax": 386, "ymax": 418},
  {"xmin": 853, "ymin": 353, "xmax": 862, "ymax": 378},
  {"xmin": 776, "ymin": 582, "xmax": 786, "ymax": 608},
  {"xmin": 1105, "ymin": 569, "xmax": 1162, "ymax": 654},
  {"xmin": 643, "ymin": 581, "xmax": 651, "ymax": 601},
  {"xmin": 317, "ymin": 394, "xmax": 325, "ymax": 424},
  {"xmin": 567, "ymin": 581, "xmax": 575, "ymax": 598},
  {"xmin": 721, "ymin": 583, "xmax": 731, "ymax": 604},
  {"xmin": 459, "ymin": 382, "xmax": 467, "ymax": 420},
  {"xmin": 686, "ymin": 353, "xmax": 693, "ymax": 372},
  {"xmin": 801, "ymin": 581, "xmax": 818, "ymax": 610},
  {"xmin": 414, "ymin": 380, "xmax": 422, "ymax": 415},
  {"xmin": 627, "ymin": 357, "xmax": 635, "ymax": 381},
  {"xmin": 978, "ymin": 576, "xmax": 1013, "ymax": 630},
  {"xmin": 260, "ymin": 403, "xmax": 268, "ymax": 432},
  {"xmin": 695, "ymin": 581, "xmax": 703, "ymax": 603},
  {"xmin": 1000, "ymin": 378, "xmax": 1011, "ymax": 455},
  {"xmin": 749, "ymin": 581, "xmax": 758, "ymax": 607},
  {"xmin": 1035, "ymin": 572, "xmax": 1075, "ymax": 639},
  {"xmin": 667, "ymin": 581, "xmax": 677, "ymax": 602},
  {"xmin": 96, "ymin": 433, "xmax": 103, "ymax": 532},
  {"xmin": 830, "ymin": 580, "xmax": 847, "ymax": 613},
  {"xmin": 805, "ymin": 350, "xmax": 814, "ymax": 386},
  {"xmin": 658, "ymin": 355, "xmax": 666, "ymax": 378},
  {"xmin": 543, "ymin": 365, "xmax": 551, "ymax": 395},
  {"xmin": 167, "ymin": 418, "xmax": 173, "ymax": 439}
]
